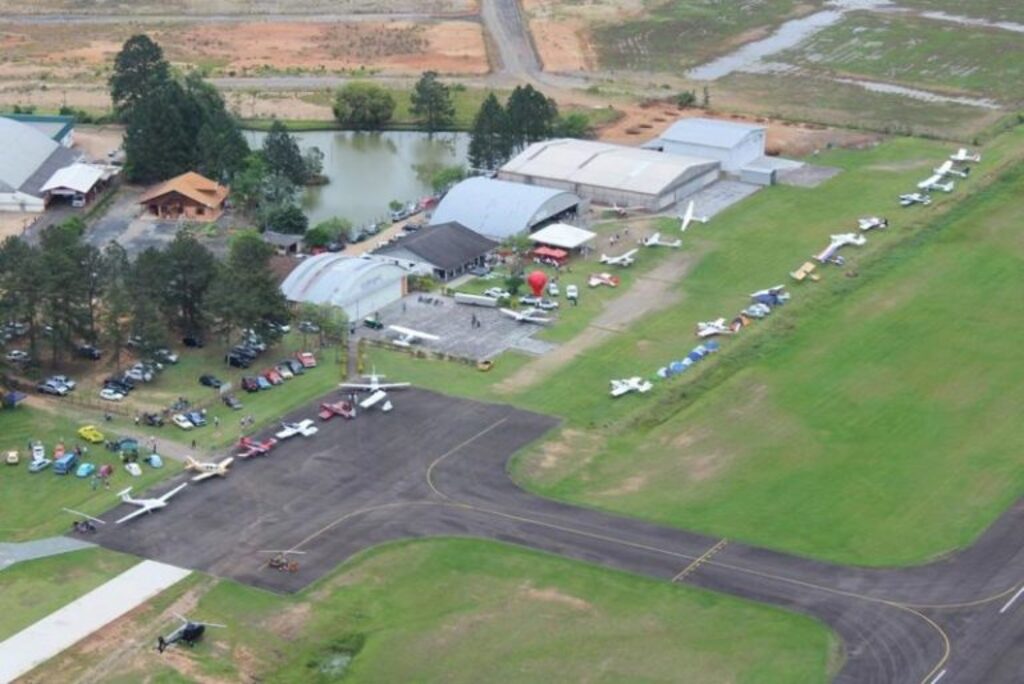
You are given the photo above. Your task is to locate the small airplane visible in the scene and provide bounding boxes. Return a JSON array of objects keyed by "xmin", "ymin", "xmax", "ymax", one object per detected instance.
[
  {"xmin": 157, "ymin": 614, "xmax": 225, "ymax": 653},
  {"xmin": 115, "ymin": 483, "xmax": 188, "ymax": 524},
  {"xmin": 641, "ymin": 232, "xmax": 682, "ymax": 249},
  {"xmin": 610, "ymin": 202, "xmax": 644, "ymax": 217},
  {"xmin": 588, "ymin": 272, "xmax": 620, "ymax": 288},
  {"xmin": 933, "ymin": 160, "xmax": 969, "ymax": 179},
  {"xmin": 599, "ymin": 249, "xmax": 638, "ymax": 267},
  {"xmin": 388, "ymin": 324, "xmax": 440, "ymax": 348},
  {"xmin": 236, "ymin": 436, "xmax": 277, "ymax": 459},
  {"xmin": 184, "ymin": 456, "xmax": 234, "ymax": 482},
  {"xmin": 950, "ymin": 148, "xmax": 981, "ymax": 164},
  {"xmin": 339, "ymin": 367, "xmax": 410, "ymax": 393},
  {"xmin": 275, "ymin": 419, "xmax": 318, "ymax": 440},
  {"xmin": 500, "ymin": 307, "xmax": 551, "ymax": 325},
  {"xmin": 696, "ymin": 318, "xmax": 734, "ymax": 338},
  {"xmin": 679, "ymin": 200, "xmax": 709, "ymax": 233},
  {"xmin": 610, "ymin": 377, "xmax": 653, "ymax": 398},
  {"xmin": 917, "ymin": 174, "xmax": 954, "ymax": 193},
  {"xmin": 318, "ymin": 400, "xmax": 355, "ymax": 421},
  {"xmin": 360, "ymin": 390, "xmax": 393, "ymax": 412},
  {"xmin": 814, "ymin": 233, "xmax": 866, "ymax": 264},
  {"xmin": 858, "ymin": 216, "xmax": 889, "ymax": 232},
  {"xmin": 899, "ymin": 192, "xmax": 932, "ymax": 207}
]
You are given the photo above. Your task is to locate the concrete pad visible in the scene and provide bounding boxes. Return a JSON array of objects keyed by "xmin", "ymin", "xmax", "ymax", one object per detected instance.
[
  {"xmin": 0, "ymin": 537, "xmax": 94, "ymax": 570},
  {"xmin": 675, "ymin": 180, "xmax": 762, "ymax": 219},
  {"xmin": 0, "ymin": 560, "xmax": 191, "ymax": 682}
]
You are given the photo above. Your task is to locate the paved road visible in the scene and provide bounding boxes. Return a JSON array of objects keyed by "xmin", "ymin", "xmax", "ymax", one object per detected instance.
[
  {"xmin": 88, "ymin": 388, "xmax": 1024, "ymax": 683},
  {"xmin": 0, "ymin": 537, "xmax": 93, "ymax": 570}
]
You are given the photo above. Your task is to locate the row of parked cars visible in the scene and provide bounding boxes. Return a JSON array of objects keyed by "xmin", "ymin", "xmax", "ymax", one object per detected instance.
[
  {"xmin": 237, "ymin": 353, "xmax": 316, "ymax": 393},
  {"xmin": 100, "ymin": 347, "xmax": 180, "ymax": 401}
]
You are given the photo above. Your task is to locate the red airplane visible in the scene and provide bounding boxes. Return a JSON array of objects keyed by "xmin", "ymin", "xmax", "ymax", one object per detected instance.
[
  {"xmin": 236, "ymin": 436, "xmax": 278, "ymax": 459},
  {"xmin": 318, "ymin": 400, "xmax": 355, "ymax": 421}
]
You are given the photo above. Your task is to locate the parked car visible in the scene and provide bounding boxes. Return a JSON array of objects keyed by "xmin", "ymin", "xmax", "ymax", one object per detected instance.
[
  {"xmin": 469, "ymin": 265, "xmax": 491, "ymax": 277},
  {"xmin": 30, "ymin": 441, "xmax": 45, "ymax": 461},
  {"xmin": 566, "ymin": 285, "xmax": 579, "ymax": 301},
  {"xmin": 28, "ymin": 458, "xmax": 51, "ymax": 473},
  {"xmin": 296, "ymin": 351, "xmax": 317, "ymax": 368},
  {"xmin": 326, "ymin": 241, "xmax": 344, "ymax": 253},
  {"xmin": 182, "ymin": 335, "xmax": 205, "ymax": 348},
  {"xmin": 186, "ymin": 411, "xmax": 207, "ymax": 427},
  {"xmin": 484, "ymin": 288, "xmax": 511, "ymax": 299},
  {"xmin": 77, "ymin": 425, "xmax": 105, "ymax": 443},
  {"xmin": 256, "ymin": 376, "xmax": 272, "ymax": 390},
  {"xmin": 53, "ymin": 451, "xmax": 78, "ymax": 475},
  {"xmin": 37, "ymin": 380, "xmax": 69, "ymax": 396},
  {"xmin": 231, "ymin": 345, "xmax": 260, "ymax": 360},
  {"xmin": 50, "ymin": 375, "xmax": 76, "ymax": 391},
  {"xmin": 547, "ymin": 281, "xmax": 560, "ymax": 297},
  {"xmin": 264, "ymin": 369, "xmax": 284, "ymax": 385},
  {"xmin": 75, "ymin": 462, "xmax": 96, "ymax": 478},
  {"xmin": 241, "ymin": 377, "xmax": 260, "ymax": 393},
  {"xmin": 5, "ymin": 349, "xmax": 30, "ymax": 363},
  {"xmin": 283, "ymin": 358, "xmax": 305, "ymax": 375},
  {"xmin": 535, "ymin": 299, "xmax": 559, "ymax": 311},
  {"xmin": 298, "ymin": 320, "xmax": 321, "ymax": 334},
  {"xmin": 104, "ymin": 379, "xmax": 133, "ymax": 395},
  {"xmin": 223, "ymin": 394, "xmax": 243, "ymax": 410},
  {"xmin": 75, "ymin": 344, "xmax": 102, "ymax": 360},
  {"xmin": 153, "ymin": 347, "xmax": 179, "ymax": 364},
  {"xmin": 276, "ymin": 363, "xmax": 294, "ymax": 379},
  {"xmin": 241, "ymin": 334, "xmax": 266, "ymax": 352},
  {"xmin": 225, "ymin": 353, "xmax": 251, "ymax": 369},
  {"xmin": 125, "ymin": 365, "xmax": 153, "ymax": 383},
  {"xmin": 99, "ymin": 387, "xmax": 125, "ymax": 402},
  {"xmin": 519, "ymin": 295, "xmax": 541, "ymax": 306},
  {"xmin": 172, "ymin": 414, "xmax": 194, "ymax": 430},
  {"xmin": 199, "ymin": 374, "xmax": 223, "ymax": 388},
  {"xmin": 4, "ymin": 321, "xmax": 28, "ymax": 337},
  {"xmin": 141, "ymin": 412, "xmax": 165, "ymax": 427}
]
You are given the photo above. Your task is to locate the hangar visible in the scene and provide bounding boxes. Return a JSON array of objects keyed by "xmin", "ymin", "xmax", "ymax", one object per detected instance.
[
  {"xmin": 429, "ymin": 177, "xmax": 581, "ymax": 241},
  {"xmin": 280, "ymin": 254, "xmax": 410, "ymax": 320},
  {"xmin": 499, "ymin": 138, "xmax": 719, "ymax": 212},
  {"xmin": 0, "ymin": 117, "xmax": 79, "ymax": 212},
  {"xmin": 644, "ymin": 118, "xmax": 766, "ymax": 173},
  {"xmin": 376, "ymin": 222, "xmax": 497, "ymax": 281}
]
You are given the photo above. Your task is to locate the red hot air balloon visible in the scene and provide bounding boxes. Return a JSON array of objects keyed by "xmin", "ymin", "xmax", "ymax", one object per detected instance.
[{"xmin": 527, "ymin": 270, "xmax": 548, "ymax": 297}]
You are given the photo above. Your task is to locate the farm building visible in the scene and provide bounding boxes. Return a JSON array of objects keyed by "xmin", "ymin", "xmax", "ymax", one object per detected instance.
[
  {"xmin": 644, "ymin": 118, "xmax": 765, "ymax": 173},
  {"xmin": 0, "ymin": 117, "xmax": 80, "ymax": 212},
  {"xmin": 40, "ymin": 162, "xmax": 119, "ymax": 208},
  {"xmin": 139, "ymin": 171, "xmax": 229, "ymax": 221},
  {"xmin": 429, "ymin": 177, "xmax": 581, "ymax": 241},
  {"xmin": 499, "ymin": 138, "xmax": 719, "ymax": 212},
  {"xmin": 280, "ymin": 253, "xmax": 411, "ymax": 320},
  {"xmin": 1, "ymin": 114, "xmax": 74, "ymax": 147},
  {"xmin": 376, "ymin": 222, "xmax": 497, "ymax": 281}
]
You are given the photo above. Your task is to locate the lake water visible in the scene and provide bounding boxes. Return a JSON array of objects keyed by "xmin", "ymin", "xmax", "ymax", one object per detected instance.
[{"xmin": 244, "ymin": 130, "xmax": 469, "ymax": 228}]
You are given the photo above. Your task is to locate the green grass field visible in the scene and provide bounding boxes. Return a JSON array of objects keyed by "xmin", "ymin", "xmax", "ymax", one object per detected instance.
[
  {"xmin": 0, "ymin": 548, "xmax": 137, "ymax": 641},
  {"xmin": 26, "ymin": 540, "xmax": 836, "ymax": 683},
  {"xmin": 899, "ymin": 0, "xmax": 1024, "ymax": 23}
]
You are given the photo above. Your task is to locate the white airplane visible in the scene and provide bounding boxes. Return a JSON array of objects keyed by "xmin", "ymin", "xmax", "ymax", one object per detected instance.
[
  {"xmin": 610, "ymin": 202, "xmax": 644, "ymax": 217},
  {"xmin": 339, "ymin": 367, "xmax": 410, "ymax": 392},
  {"xmin": 933, "ymin": 160, "xmax": 969, "ymax": 179},
  {"xmin": 388, "ymin": 324, "xmax": 440, "ymax": 348},
  {"xmin": 858, "ymin": 216, "xmax": 889, "ymax": 232},
  {"xmin": 814, "ymin": 233, "xmax": 867, "ymax": 264},
  {"xmin": 917, "ymin": 174, "xmax": 955, "ymax": 193},
  {"xmin": 360, "ymin": 390, "xmax": 393, "ymax": 412},
  {"xmin": 500, "ymin": 307, "xmax": 551, "ymax": 325},
  {"xmin": 610, "ymin": 377, "xmax": 653, "ymax": 398},
  {"xmin": 275, "ymin": 419, "xmax": 319, "ymax": 440},
  {"xmin": 114, "ymin": 483, "xmax": 188, "ymax": 524},
  {"xmin": 679, "ymin": 200, "xmax": 709, "ymax": 233},
  {"xmin": 642, "ymin": 232, "xmax": 682, "ymax": 249},
  {"xmin": 950, "ymin": 148, "xmax": 981, "ymax": 163},
  {"xmin": 599, "ymin": 248, "xmax": 638, "ymax": 267},
  {"xmin": 184, "ymin": 456, "xmax": 234, "ymax": 482},
  {"xmin": 696, "ymin": 318, "xmax": 734, "ymax": 338},
  {"xmin": 899, "ymin": 192, "xmax": 932, "ymax": 207}
]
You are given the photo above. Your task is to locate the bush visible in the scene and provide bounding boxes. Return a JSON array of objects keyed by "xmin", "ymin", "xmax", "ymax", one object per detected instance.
[
  {"xmin": 332, "ymin": 82, "xmax": 396, "ymax": 130},
  {"xmin": 675, "ymin": 90, "xmax": 697, "ymax": 108},
  {"xmin": 263, "ymin": 204, "xmax": 308, "ymax": 235}
]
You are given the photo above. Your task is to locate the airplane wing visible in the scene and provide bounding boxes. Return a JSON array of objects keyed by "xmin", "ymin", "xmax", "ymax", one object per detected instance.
[
  {"xmin": 610, "ymin": 383, "xmax": 630, "ymax": 397},
  {"xmin": 116, "ymin": 505, "xmax": 153, "ymax": 524},
  {"xmin": 680, "ymin": 201, "xmax": 695, "ymax": 232},
  {"xmin": 956, "ymin": 148, "xmax": 967, "ymax": 158},
  {"xmin": 377, "ymin": 382, "xmax": 411, "ymax": 390},
  {"xmin": 918, "ymin": 174, "xmax": 942, "ymax": 189},
  {"xmin": 339, "ymin": 382, "xmax": 374, "ymax": 390},
  {"xmin": 219, "ymin": 457, "xmax": 234, "ymax": 468},
  {"xmin": 159, "ymin": 482, "xmax": 188, "ymax": 503},
  {"xmin": 388, "ymin": 325, "xmax": 439, "ymax": 341},
  {"xmin": 191, "ymin": 471, "xmax": 218, "ymax": 482},
  {"xmin": 361, "ymin": 390, "xmax": 387, "ymax": 409},
  {"xmin": 623, "ymin": 249, "xmax": 638, "ymax": 259},
  {"xmin": 500, "ymin": 308, "xmax": 521, "ymax": 320},
  {"xmin": 936, "ymin": 160, "xmax": 952, "ymax": 174}
]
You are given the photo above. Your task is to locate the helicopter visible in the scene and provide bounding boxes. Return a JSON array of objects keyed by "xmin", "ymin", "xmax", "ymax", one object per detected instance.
[{"xmin": 157, "ymin": 614, "xmax": 226, "ymax": 653}]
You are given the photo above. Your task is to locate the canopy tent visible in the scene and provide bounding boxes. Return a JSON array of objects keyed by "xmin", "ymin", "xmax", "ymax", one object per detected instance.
[
  {"xmin": 529, "ymin": 223, "xmax": 596, "ymax": 250},
  {"xmin": 532, "ymin": 246, "xmax": 568, "ymax": 264}
]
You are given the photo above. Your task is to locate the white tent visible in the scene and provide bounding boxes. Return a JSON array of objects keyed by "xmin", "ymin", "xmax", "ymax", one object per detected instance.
[
  {"xmin": 529, "ymin": 223, "xmax": 596, "ymax": 250},
  {"xmin": 40, "ymin": 163, "xmax": 107, "ymax": 197}
]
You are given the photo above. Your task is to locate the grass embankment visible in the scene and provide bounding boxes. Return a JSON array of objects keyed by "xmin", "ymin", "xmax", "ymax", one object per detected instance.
[
  {"xmin": 0, "ymin": 548, "xmax": 137, "ymax": 641},
  {"xmin": 26, "ymin": 540, "xmax": 836, "ymax": 683}
]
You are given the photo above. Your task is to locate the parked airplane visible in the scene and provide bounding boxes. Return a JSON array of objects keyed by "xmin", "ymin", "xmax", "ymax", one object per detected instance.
[
  {"xmin": 599, "ymin": 249, "xmax": 638, "ymax": 267},
  {"xmin": 500, "ymin": 307, "xmax": 551, "ymax": 324},
  {"xmin": 388, "ymin": 324, "xmax": 440, "ymax": 348},
  {"xmin": 610, "ymin": 202, "xmax": 644, "ymax": 217},
  {"xmin": 642, "ymin": 232, "xmax": 682, "ymax": 248},
  {"xmin": 933, "ymin": 160, "xmax": 969, "ymax": 179},
  {"xmin": 275, "ymin": 419, "xmax": 318, "ymax": 440},
  {"xmin": 340, "ymin": 367, "xmax": 410, "ymax": 392},
  {"xmin": 696, "ymin": 318, "xmax": 734, "ymax": 338},
  {"xmin": 157, "ymin": 614, "xmax": 225, "ymax": 653},
  {"xmin": 318, "ymin": 400, "xmax": 356, "ymax": 421},
  {"xmin": 115, "ymin": 483, "xmax": 188, "ymax": 524},
  {"xmin": 679, "ymin": 200, "xmax": 709, "ymax": 233},
  {"xmin": 858, "ymin": 216, "xmax": 889, "ymax": 231},
  {"xmin": 610, "ymin": 377, "xmax": 653, "ymax": 398},
  {"xmin": 360, "ymin": 390, "xmax": 393, "ymax": 412},
  {"xmin": 814, "ymin": 233, "xmax": 867, "ymax": 264},
  {"xmin": 184, "ymin": 456, "xmax": 234, "ymax": 482},
  {"xmin": 899, "ymin": 192, "xmax": 932, "ymax": 207},
  {"xmin": 917, "ymin": 174, "xmax": 955, "ymax": 193},
  {"xmin": 587, "ymin": 272, "xmax": 621, "ymax": 288},
  {"xmin": 236, "ymin": 436, "xmax": 277, "ymax": 459},
  {"xmin": 950, "ymin": 148, "xmax": 981, "ymax": 164}
]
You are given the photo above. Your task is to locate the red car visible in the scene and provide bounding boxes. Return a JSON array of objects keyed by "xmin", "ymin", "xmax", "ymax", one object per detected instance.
[
  {"xmin": 295, "ymin": 351, "xmax": 317, "ymax": 368},
  {"xmin": 263, "ymin": 368, "xmax": 284, "ymax": 385}
]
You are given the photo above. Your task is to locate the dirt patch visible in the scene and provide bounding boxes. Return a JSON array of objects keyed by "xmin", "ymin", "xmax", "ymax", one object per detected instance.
[
  {"xmin": 520, "ymin": 584, "xmax": 591, "ymax": 611},
  {"xmin": 597, "ymin": 473, "xmax": 648, "ymax": 497},
  {"xmin": 0, "ymin": 212, "xmax": 36, "ymax": 240},
  {"xmin": 73, "ymin": 125, "xmax": 124, "ymax": 162},
  {"xmin": 530, "ymin": 17, "xmax": 594, "ymax": 72},
  {"xmin": 262, "ymin": 602, "xmax": 313, "ymax": 641},
  {"xmin": 865, "ymin": 159, "xmax": 934, "ymax": 172}
]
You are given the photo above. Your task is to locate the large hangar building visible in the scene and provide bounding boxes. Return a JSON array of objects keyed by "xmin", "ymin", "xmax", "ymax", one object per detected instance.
[
  {"xmin": 498, "ymin": 138, "xmax": 720, "ymax": 212},
  {"xmin": 644, "ymin": 117, "xmax": 766, "ymax": 173}
]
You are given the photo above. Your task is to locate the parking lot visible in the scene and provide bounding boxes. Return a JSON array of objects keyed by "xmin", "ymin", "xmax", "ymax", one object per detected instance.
[{"xmin": 359, "ymin": 294, "xmax": 558, "ymax": 360}]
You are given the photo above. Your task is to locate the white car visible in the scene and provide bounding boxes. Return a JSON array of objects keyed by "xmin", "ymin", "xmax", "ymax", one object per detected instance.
[
  {"xmin": 172, "ymin": 413, "xmax": 194, "ymax": 430},
  {"xmin": 547, "ymin": 282, "xmax": 560, "ymax": 297},
  {"xmin": 566, "ymin": 285, "xmax": 579, "ymax": 301},
  {"xmin": 50, "ymin": 375, "xmax": 76, "ymax": 391},
  {"xmin": 535, "ymin": 299, "xmax": 559, "ymax": 311},
  {"xmin": 125, "ymin": 365, "xmax": 153, "ymax": 383},
  {"xmin": 5, "ymin": 350, "xmax": 29, "ymax": 363},
  {"xmin": 484, "ymin": 288, "xmax": 511, "ymax": 299},
  {"xmin": 99, "ymin": 388, "xmax": 125, "ymax": 401}
]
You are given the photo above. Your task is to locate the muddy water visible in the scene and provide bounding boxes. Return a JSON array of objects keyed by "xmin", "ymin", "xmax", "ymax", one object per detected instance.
[{"xmin": 245, "ymin": 130, "xmax": 469, "ymax": 228}]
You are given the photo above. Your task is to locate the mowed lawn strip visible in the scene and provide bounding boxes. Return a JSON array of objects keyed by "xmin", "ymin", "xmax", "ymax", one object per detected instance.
[
  {"xmin": 516, "ymin": 158, "xmax": 1024, "ymax": 566},
  {"xmin": 0, "ymin": 548, "xmax": 138, "ymax": 641}
]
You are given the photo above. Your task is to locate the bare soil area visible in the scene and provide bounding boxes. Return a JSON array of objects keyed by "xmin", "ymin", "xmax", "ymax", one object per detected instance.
[
  {"xmin": 0, "ymin": 0, "xmax": 476, "ymax": 14},
  {"xmin": 522, "ymin": 0, "xmax": 640, "ymax": 73}
]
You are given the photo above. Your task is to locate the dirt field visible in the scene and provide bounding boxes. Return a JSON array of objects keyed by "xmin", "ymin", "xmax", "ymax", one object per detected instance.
[
  {"xmin": 0, "ymin": 0, "xmax": 477, "ymax": 14},
  {"xmin": 72, "ymin": 125, "xmax": 122, "ymax": 161},
  {"xmin": 522, "ymin": 0, "xmax": 640, "ymax": 72}
]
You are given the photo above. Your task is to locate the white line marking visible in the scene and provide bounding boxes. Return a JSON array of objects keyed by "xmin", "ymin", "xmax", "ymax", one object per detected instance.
[
  {"xmin": 999, "ymin": 586, "xmax": 1024, "ymax": 614},
  {"xmin": 929, "ymin": 669, "xmax": 947, "ymax": 684}
]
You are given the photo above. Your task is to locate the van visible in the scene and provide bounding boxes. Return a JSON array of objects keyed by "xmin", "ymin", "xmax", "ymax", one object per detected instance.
[{"xmin": 53, "ymin": 451, "xmax": 79, "ymax": 475}]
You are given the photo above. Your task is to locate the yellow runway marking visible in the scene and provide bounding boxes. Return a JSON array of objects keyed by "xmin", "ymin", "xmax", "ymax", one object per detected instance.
[
  {"xmin": 425, "ymin": 417, "xmax": 510, "ymax": 500},
  {"xmin": 673, "ymin": 539, "xmax": 728, "ymax": 582}
]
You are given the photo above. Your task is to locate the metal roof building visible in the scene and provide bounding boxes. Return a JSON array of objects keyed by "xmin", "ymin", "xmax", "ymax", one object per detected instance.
[
  {"xmin": 376, "ymin": 222, "xmax": 498, "ymax": 281},
  {"xmin": 644, "ymin": 118, "xmax": 765, "ymax": 173},
  {"xmin": 280, "ymin": 253, "xmax": 410, "ymax": 320},
  {"xmin": 429, "ymin": 176, "xmax": 581, "ymax": 241},
  {"xmin": 1, "ymin": 114, "xmax": 75, "ymax": 147},
  {"xmin": 0, "ymin": 117, "xmax": 80, "ymax": 212},
  {"xmin": 499, "ymin": 138, "xmax": 719, "ymax": 212}
]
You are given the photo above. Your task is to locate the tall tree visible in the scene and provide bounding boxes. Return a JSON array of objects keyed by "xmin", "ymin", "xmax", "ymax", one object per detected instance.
[
  {"xmin": 161, "ymin": 231, "xmax": 219, "ymax": 335},
  {"xmin": 410, "ymin": 71, "xmax": 455, "ymax": 135},
  {"xmin": 208, "ymin": 232, "xmax": 288, "ymax": 342},
  {"xmin": 507, "ymin": 84, "xmax": 559, "ymax": 150},
  {"xmin": 262, "ymin": 120, "xmax": 308, "ymax": 186},
  {"xmin": 183, "ymin": 72, "xmax": 250, "ymax": 181},
  {"xmin": 109, "ymin": 34, "xmax": 170, "ymax": 121},
  {"xmin": 264, "ymin": 204, "xmax": 308, "ymax": 235},
  {"xmin": 333, "ymin": 82, "xmax": 396, "ymax": 130},
  {"xmin": 0, "ymin": 237, "xmax": 43, "ymax": 361},
  {"xmin": 100, "ymin": 242, "xmax": 133, "ymax": 371},
  {"xmin": 123, "ymin": 80, "xmax": 195, "ymax": 183},
  {"xmin": 38, "ymin": 222, "xmax": 91, "ymax": 365},
  {"xmin": 468, "ymin": 93, "xmax": 512, "ymax": 171}
]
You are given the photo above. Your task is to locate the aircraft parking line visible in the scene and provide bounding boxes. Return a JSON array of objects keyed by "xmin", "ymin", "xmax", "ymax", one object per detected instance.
[
  {"xmin": 998, "ymin": 585, "xmax": 1024, "ymax": 614},
  {"xmin": 672, "ymin": 538, "xmax": 728, "ymax": 582},
  {"xmin": 425, "ymin": 417, "xmax": 511, "ymax": 500}
]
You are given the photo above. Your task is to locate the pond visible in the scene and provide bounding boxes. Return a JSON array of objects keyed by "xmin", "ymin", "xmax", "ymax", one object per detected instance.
[{"xmin": 244, "ymin": 130, "xmax": 469, "ymax": 228}]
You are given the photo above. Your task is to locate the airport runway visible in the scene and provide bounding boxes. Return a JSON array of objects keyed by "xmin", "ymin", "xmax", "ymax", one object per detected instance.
[{"xmin": 90, "ymin": 389, "xmax": 1024, "ymax": 683}]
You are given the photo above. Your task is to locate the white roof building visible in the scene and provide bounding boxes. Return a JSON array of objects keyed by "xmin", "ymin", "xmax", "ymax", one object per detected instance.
[
  {"xmin": 0, "ymin": 117, "xmax": 80, "ymax": 212},
  {"xmin": 644, "ymin": 118, "xmax": 766, "ymax": 173},
  {"xmin": 40, "ymin": 163, "xmax": 115, "ymax": 198},
  {"xmin": 280, "ymin": 254, "xmax": 410, "ymax": 320},
  {"xmin": 529, "ymin": 223, "xmax": 596, "ymax": 250},
  {"xmin": 499, "ymin": 138, "xmax": 720, "ymax": 212}
]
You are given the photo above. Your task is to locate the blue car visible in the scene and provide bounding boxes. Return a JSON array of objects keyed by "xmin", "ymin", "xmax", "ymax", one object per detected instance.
[
  {"xmin": 256, "ymin": 376, "xmax": 272, "ymax": 390},
  {"xmin": 146, "ymin": 453, "xmax": 164, "ymax": 468},
  {"xmin": 75, "ymin": 462, "xmax": 96, "ymax": 478},
  {"xmin": 186, "ymin": 411, "xmax": 207, "ymax": 427}
]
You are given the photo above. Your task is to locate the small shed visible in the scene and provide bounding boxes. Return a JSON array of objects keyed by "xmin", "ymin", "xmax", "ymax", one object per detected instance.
[
  {"xmin": 40, "ymin": 162, "xmax": 117, "ymax": 206},
  {"xmin": 263, "ymin": 231, "xmax": 302, "ymax": 254},
  {"xmin": 139, "ymin": 171, "xmax": 229, "ymax": 222},
  {"xmin": 529, "ymin": 223, "xmax": 596, "ymax": 251}
]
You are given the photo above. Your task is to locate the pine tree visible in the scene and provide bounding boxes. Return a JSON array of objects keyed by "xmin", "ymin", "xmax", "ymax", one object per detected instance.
[
  {"xmin": 262, "ymin": 120, "xmax": 308, "ymax": 186},
  {"xmin": 468, "ymin": 93, "xmax": 512, "ymax": 171},
  {"xmin": 507, "ymin": 85, "xmax": 559, "ymax": 150},
  {"xmin": 123, "ymin": 81, "xmax": 195, "ymax": 183},
  {"xmin": 109, "ymin": 34, "xmax": 170, "ymax": 121},
  {"xmin": 410, "ymin": 71, "xmax": 455, "ymax": 135}
]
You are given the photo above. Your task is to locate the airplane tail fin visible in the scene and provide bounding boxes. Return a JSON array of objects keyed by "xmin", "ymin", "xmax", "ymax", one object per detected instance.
[{"xmin": 184, "ymin": 457, "xmax": 197, "ymax": 470}]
